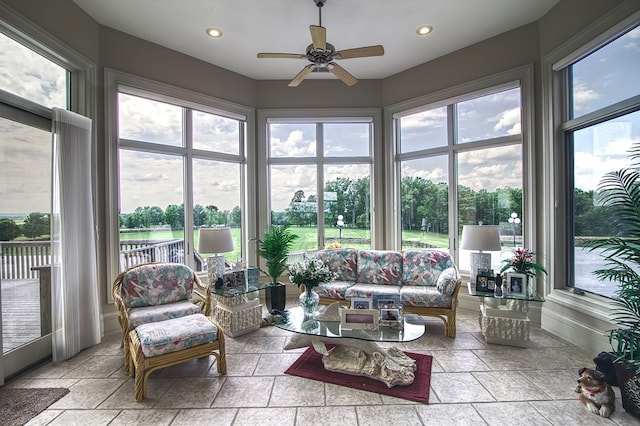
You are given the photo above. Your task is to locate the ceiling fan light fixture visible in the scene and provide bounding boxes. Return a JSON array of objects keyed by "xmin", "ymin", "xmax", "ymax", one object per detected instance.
[
  {"xmin": 206, "ymin": 27, "xmax": 223, "ymax": 38},
  {"xmin": 416, "ymin": 25, "xmax": 433, "ymax": 36}
]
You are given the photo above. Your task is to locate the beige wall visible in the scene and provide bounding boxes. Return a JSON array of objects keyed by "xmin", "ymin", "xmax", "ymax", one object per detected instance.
[{"xmin": 1, "ymin": 0, "xmax": 633, "ymax": 325}]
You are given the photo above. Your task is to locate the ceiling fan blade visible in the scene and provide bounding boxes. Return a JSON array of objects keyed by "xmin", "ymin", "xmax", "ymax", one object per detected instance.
[
  {"xmin": 257, "ymin": 53, "xmax": 306, "ymax": 59},
  {"xmin": 327, "ymin": 62, "xmax": 358, "ymax": 86},
  {"xmin": 288, "ymin": 64, "xmax": 315, "ymax": 87},
  {"xmin": 310, "ymin": 25, "xmax": 326, "ymax": 51},
  {"xmin": 335, "ymin": 45, "xmax": 384, "ymax": 60}
]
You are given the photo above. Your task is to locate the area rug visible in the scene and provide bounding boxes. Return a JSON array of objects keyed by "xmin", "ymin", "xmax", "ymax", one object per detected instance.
[
  {"xmin": 0, "ymin": 387, "xmax": 69, "ymax": 426},
  {"xmin": 285, "ymin": 347, "xmax": 432, "ymax": 403}
]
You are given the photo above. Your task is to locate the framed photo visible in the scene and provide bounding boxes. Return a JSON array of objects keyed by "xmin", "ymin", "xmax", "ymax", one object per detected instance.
[
  {"xmin": 340, "ymin": 308, "xmax": 379, "ymax": 330},
  {"xmin": 351, "ymin": 297, "xmax": 373, "ymax": 310},
  {"xmin": 506, "ymin": 272, "xmax": 527, "ymax": 296},
  {"xmin": 380, "ymin": 307, "xmax": 400, "ymax": 322},
  {"xmin": 372, "ymin": 294, "xmax": 399, "ymax": 309},
  {"xmin": 475, "ymin": 275, "xmax": 496, "ymax": 293}
]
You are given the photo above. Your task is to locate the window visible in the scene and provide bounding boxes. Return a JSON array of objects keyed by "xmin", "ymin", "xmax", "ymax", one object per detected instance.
[
  {"xmin": 392, "ymin": 74, "xmax": 531, "ymax": 277},
  {"xmin": 560, "ymin": 23, "xmax": 640, "ymax": 298},
  {"xmin": 264, "ymin": 115, "xmax": 376, "ymax": 253},
  {"xmin": 110, "ymin": 80, "xmax": 249, "ymax": 274}
]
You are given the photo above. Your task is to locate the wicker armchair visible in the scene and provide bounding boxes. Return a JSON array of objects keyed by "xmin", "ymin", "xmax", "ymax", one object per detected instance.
[{"xmin": 112, "ymin": 262, "xmax": 211, "ymax": 374}]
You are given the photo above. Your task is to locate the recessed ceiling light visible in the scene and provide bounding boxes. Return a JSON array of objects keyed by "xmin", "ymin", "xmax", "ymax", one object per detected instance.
[
  {"xmin": 416, "ymin": 25, "xmax": 433, "ymax": 36},
  {"xmin": 206, "ymin": 27, "xmax": 223, "ymax": 38}
]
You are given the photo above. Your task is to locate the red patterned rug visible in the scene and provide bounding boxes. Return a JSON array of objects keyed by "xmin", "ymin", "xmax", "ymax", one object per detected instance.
[{"xmin": 284, "ymin": 347, "xmax": 432, "ymax": 403}]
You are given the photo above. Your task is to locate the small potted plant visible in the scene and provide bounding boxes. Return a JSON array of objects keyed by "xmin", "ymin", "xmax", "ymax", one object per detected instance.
[
  {"xmin": 289, "ymin": 257, "xmax": 336, "ymax": 318},
  {"xmin": 585, "ymin": 141, "xmax": 640, "ymax": 419},
  {"xmin": 252, "ymin": 225, "xmax": 299, "ymax": 313}
]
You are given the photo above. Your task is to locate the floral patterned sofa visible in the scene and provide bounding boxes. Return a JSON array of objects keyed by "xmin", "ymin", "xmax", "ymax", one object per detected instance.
[{"xmin": 312, "ymin": 248, "xmax": 461, "ymax": 337}]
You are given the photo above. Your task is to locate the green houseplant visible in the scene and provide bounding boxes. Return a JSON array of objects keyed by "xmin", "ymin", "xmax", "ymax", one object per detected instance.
[
  {"xmin": 253, "ymin": 225, "xmax": 299, "ymax": 312},
  {"xmin": 585, "ymin": 141, "xmax": 640, "ymax": 418}
]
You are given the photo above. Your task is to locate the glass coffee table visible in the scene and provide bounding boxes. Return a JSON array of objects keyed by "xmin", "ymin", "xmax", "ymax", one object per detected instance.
[{"xmin": 275, "ymin": 305, "xmax": 425, "ymax": 387}]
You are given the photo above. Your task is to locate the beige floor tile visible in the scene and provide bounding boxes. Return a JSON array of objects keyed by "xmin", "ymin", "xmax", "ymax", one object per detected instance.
[
  {"xmin": 430, "ymin": 372, "xmax": 495, "ymax": 403},
  {"xmin": 155, "ymin": 377, "xmax": 226, "ymax": 408},
  {"xmin": 472, "ymin": 401, "xmax": 554, "ymax": 425},
  {"xmin": 212, "ymin": 376, "xmax": 274, "ymax": 408},
  {"xmin": 415, "ymin": 403, "xmax": 488, "ymax": 425},
  {"xmin": 530, "ymin": 400, "xmax": 619, "ymax": 425},
  {"xmin": 23, "ymin": 409, "xmax": 64, "ymax": 426},
  {"xmin": 155, "ymin": 356, "xmax": 216, "ymax": 377},
  {"xmin": 269, "ymin": 376, "xmax": 325, "ymax": 407},
  {"xmin": 519, "ymin": 368, "xmax": 582, "ymax": 400},
  {"xmin": 216, "ymin": 353, "xmax": 260, "ymax": 376},
  {"xmin": 356, "ymin": 405, "xmax": 422, "ymax": 426},
  {"xmin": 46, "ymin": 409, "xmax": 120, "ymax": 425},
  {"xmin": 98, "ymin": 377, "xmax": 175, "ymax": 409},
  {"xmin": 9, "ymin": 377, "xmax": 80, "ymax": 389},
  {"xmin": 472, "ymin": 371, "xmax": 552, "ymax": 401},
  {"xmin": 109, "ymin": 409, "xmax": 179, "ymax": 425},
  {"xmin": 241, "ymin": 336, "xmax": 287, "ymax": 353},
  {"xmin": 62, "ymin": 355, "xmax": 124, "ymax": 379},
  {"xmin": 437, "ymin": 333, "xmax": 488, "ymax": 350},
  {"xmin": 296, "ymin": 406, "xmax": 358, "ymax": 425},
  {"xmin": 431, "ymin": 349, "xmax": 491, "ymax": 372},
  {"xmin": 49, "ymin": 378, "xmax": 127, "ymax": 409},
  {"xmin": 253, "ymin": 353, "xmax": 301, "ymax": 376},
  {"xmin": 234, "ymin": 407, "xmax": 297, "ymax": 425},
  {"xmin": 171, "ymin": 408, "xmax": 237, "ymax": 425},
  {"xmin": 324, "ymin": 383, "xmax": 383, "ymax": 405}
]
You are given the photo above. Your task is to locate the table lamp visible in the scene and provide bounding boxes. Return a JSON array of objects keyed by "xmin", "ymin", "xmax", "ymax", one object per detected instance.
[
  {"xmin": 460, "ymin": 225, "xmax": 501, "ymax": 287},
  {"xmin": 198, "ymin": 227, "xmax": 235, "ymax": 286}
]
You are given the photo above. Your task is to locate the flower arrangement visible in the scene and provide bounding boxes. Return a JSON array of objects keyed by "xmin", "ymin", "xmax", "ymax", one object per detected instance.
[
  {"xmin": 326, "ymin": 242, "xmax": 342, "ymax": 249},
  {"xmin": 499, "ymin": 248, "xmax": 548, "ymax": 278},
  {"xmin": 289, "ymin": 258, "xmax": 336, "ymax": 295}
]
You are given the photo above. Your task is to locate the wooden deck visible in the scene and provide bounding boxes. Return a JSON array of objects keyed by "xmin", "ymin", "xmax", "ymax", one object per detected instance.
[{"xmin": 1, "ymin": 278, "xmax": 41, "ymax": 353}]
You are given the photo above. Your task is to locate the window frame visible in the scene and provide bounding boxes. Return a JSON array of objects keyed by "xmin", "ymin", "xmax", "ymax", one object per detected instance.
[
  {"xmin": 385, "ymin": 65, "xmax": 535, "ymax": 276},
  {"xmin": 257, "ymin": 108, "xmax": 384, "ymax": 250},
  {"xmin": 105, "ymin": 69, "xmax": 254, "ymax": 302}
]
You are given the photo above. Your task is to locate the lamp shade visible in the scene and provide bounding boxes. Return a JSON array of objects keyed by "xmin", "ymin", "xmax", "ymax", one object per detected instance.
[
  {"xmin": 198, "ymin": 227, "xmax": 234, "ymax": 254},
  {"xmin": 460, "ymin": 225, "xmax": 501, "ymax": 251}
]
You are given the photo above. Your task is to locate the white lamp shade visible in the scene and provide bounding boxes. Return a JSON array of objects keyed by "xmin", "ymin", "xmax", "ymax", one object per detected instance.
[
  {"xmin": 460, "ymin": 225, "xmax": 501, "ymax": 251},
  {"xmin": 198, "ymin": 227, "xmax": 234, "ymax": 254}
]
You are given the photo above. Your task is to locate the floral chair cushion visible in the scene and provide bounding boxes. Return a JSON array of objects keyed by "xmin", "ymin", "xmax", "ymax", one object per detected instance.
[
  {"xmin": 356, "ymin": 250, "xmax": 403, "ymax": 285},
  {"xmin": 399, "ymin": 286, "xmax": 453, "ymax": 308},
  {"xmin": 313, "ymin": 248, "xmax": 358, "ymax": 282},
  {"xmin": 135, "ymin": 314, "xmax": 218, "ymax": 358},
  {"xmin": 127, "ymin": 300, "xmax": 201, "ymax": 330},
  {"xmin": 436, "ymin": 267, "xmax": 459, "ymax": 296},
  {"xmin": 402, "ymin": 249, "xmax": 455, "ymax": 286},
  {"xmin": 345, "ymin": 283, "xmax": 401, "ymax": 300},
  {"xmin": 316, "ymin": 280, "xmax": 355, "ymax": 300},
  {"xmin": 121, "ymin": 263, "xmax": 195, "ymax": 308}
]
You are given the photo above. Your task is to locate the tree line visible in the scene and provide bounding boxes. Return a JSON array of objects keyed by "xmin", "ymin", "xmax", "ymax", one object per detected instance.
[
  {"xmin": 0, "ymin": 212, "xmax": 50, "ymax": 241},
  {"xmin": 119, "ymin": 204, "xmax": 242, "ymax": 230}
]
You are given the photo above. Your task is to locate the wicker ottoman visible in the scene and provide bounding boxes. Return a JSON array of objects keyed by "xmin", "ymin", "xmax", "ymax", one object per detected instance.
[{"xmin": 129, "ymin": 313, "xmax": 226, "ymax": 401}]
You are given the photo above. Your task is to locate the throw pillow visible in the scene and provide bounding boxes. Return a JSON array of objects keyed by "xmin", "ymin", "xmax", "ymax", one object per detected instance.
[{"xmin": 436, "ymin": 267, "xmax": 458, "ymax": 296}]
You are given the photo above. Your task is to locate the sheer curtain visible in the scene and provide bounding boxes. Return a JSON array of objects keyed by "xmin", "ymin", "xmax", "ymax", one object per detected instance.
[{"xmin": 51, "ymin": 107, "xmax": 101, "ymax": 361}]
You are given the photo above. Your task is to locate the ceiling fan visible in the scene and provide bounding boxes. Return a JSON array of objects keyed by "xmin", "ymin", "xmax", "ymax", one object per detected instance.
[{"xmin": 257, "ymin": 0, "xmax": 384, "ymax": 87}]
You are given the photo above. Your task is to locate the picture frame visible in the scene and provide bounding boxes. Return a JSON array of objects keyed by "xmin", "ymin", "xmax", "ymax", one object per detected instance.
[
  {"xmin": 376, "ymin": 298, "xmax": 397, "ymax": 309},
  {"xmin": 340, "ymin": 308, "xmax": 379, "ymax": 330},
  {"xmin": 380, "ymin": 307, "xmax": 401, "ymax": 323},
  {"xmin": 475, "ymin": 275, "xmax": 496, "ymax": 293},
  {"xmin": 350, "ymin": 297, "xmax": 373, "ymax": 310},
  {"xmin": 506, "ymin": 272, "xmax": 527, "ymax": 297},
  {"xmin": 372, "ymin": 294, "xmax": 399, "ymax": 309}
]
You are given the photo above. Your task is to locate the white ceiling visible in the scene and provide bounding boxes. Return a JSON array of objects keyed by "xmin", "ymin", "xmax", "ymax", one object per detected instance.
[{"xmin": 71, "ymin": 0, "xmax": 559, "ymax": 82}]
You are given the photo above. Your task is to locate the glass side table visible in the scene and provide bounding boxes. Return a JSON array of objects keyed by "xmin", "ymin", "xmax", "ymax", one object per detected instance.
[{"xmin": 468, "ymin": 288, "xmax": 545, "ymax": 347}]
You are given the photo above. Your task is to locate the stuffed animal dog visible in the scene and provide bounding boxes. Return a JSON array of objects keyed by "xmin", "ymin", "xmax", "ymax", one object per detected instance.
[{"xmin": 575, "ymin": 367, "xmax": 615, "ymax": 417}]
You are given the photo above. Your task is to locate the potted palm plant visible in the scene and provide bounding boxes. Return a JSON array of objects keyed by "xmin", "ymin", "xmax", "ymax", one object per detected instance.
[
  {"xmin": 253, "ymin": 225, "xmax": 299, "ymax": 313},
  {"xmin": 585, "ymin": 141, "xmax": 640, "ymax": 419}
]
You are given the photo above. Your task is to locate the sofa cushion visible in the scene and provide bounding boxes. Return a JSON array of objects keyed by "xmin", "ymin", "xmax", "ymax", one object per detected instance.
[
  {"xmin": 345, "ymin": 283, "xmax": 401, "ymax": 300},
  {"xmin": 134, "ymin": 313, "xmax": 218, "ymax": 358},
  {"xmin": 400, "ymin": 286, "xmax": 453, "ymax": 308},
  {"xmin": 436, "ymin": 267, "xmax": 459, "ymax": 296},
  {"xmin": 356, "ymin": 250, "xmax": 403, "ymax": 285},
  {"xmin": 127, "ymin": 300, "xmax": 201, "ymax": 330},
  {"xmin": 121, "ymin": 263, "xmax": 195, "ymax": 308},
  {"xmin": 313, "ymin": 248, "xmax": 358, "ymax": 282},
  {"xmin": 402, "ymin": 249, "xmax": 454, "ymax": 286},
  {"xmin": 316, "ymin": 280, "xmax": 354, "ymax": 300}
]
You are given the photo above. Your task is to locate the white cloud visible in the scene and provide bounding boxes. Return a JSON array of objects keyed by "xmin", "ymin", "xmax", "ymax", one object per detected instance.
[
  {"xmin": 400, "ymin": 107, "xmax": 447, "ymax": 130},
  {"xmin": 493, "ymin": 107, "xmax": 521, "ymax": 135},
  {"xmin": 572, "ymin": 81, "xmax": 600, "ymax": 112}
]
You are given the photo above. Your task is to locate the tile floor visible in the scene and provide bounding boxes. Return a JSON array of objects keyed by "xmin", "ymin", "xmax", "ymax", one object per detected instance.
[{"xmin": 6, "ymin": 308, "xmax": 639, "ymax": 425}]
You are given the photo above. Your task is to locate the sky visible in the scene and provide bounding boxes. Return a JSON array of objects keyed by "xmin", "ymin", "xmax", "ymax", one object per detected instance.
[{"xmin": 1, "ymin": 25, "xmax": 639, "ymax": 217}]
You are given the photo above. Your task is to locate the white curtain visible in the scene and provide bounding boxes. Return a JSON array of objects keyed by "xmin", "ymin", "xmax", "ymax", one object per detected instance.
[{"xmin": 51, "ymin": 107, "xmax": 101, "ymax": 361}]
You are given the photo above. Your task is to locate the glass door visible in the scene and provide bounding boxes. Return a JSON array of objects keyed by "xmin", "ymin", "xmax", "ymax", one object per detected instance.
[{"xmin": 0, "ymin": 113, "xmax": 53, "ymax": 383}]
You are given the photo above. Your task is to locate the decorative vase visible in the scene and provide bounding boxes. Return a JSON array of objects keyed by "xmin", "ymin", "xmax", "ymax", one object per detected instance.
[
  {"xmin": 614, "ymin": 361, "xmax": 640, "ymax": 419},
  {"xmin": 299, "ymin": 286, "xmax": 320, "ymax": 318},
  {"xmin": 265, "ymin": 282, "xmax": 286, "ymax": 313}
]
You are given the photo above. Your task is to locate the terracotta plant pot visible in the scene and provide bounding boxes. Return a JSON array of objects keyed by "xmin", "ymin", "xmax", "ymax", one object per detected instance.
[{"xmin": 614, "ymin": 361, "xmax": 640, "ymax": 419}]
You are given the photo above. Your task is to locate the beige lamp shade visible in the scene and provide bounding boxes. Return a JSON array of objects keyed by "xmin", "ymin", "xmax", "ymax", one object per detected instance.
[
  {"xmin": 460, "ymin": 225, "xmax": 501, "ymax": 252},
  {"xmin": 198, "ymin": 227, "xmax": 234, "ymax": 254}
]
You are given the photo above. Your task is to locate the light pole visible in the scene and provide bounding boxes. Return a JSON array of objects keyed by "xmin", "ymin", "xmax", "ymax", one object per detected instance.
[
  {"xmin": 508, "ymin": 212, "xmax": 520, "ymax": 247},
  {"xmin": 337, "ymin": 214, "xmax": 344, "ymax": 242}
]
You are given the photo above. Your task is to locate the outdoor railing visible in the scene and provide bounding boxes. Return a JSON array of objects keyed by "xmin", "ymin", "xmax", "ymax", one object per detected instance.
[{"xmin": 1, "ymin": 241, "xmax": 51, "ymax": 280}]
